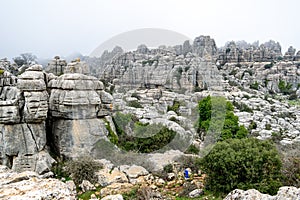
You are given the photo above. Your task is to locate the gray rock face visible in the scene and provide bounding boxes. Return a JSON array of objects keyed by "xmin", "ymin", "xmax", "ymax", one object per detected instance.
[
  {"xmin": 101, "ymin": 48, "xmax": 223, "ymax": 92},
  {"xmin": 217, "ymin": 40, "xmax": 283, "ymax": 64},
  {"xmin": 50, "ymin": 119, "xmax": 108, "ymax": 158},
  {"xmin": 48, "ymin": 61, "xmax": 111, "ymax": 158},
  {"xmin": 0, "ymin": 65, "xmax": 54, "ymax": 174},
  {"xmin": 192, "ymin": 35, "xmax": 217, "ymax": 60}
]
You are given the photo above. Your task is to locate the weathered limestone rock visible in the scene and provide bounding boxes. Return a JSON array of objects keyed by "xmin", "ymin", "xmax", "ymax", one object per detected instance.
[
  {"xmin": 120, "ymin": 165, "xmax": 149, "ymax": 179},
  {"xmin": 64, "ymin": 60, "xmax": 90, "ymax": 75},
  {"xmin": 217, "ymin": 40, "xmax": 282, "ymax": 64},
  {"xmin": 224, "ymin": 187, "xmax": 300, "ymax": 200},
  {"xmin": 0, "ymin": 65, "xmax": 54, "ymax": 173},
  {"xmin": 101, "ymin": 194, "xmax": 124, "ymax": 200},
  {"xmin": 79, "ymin": 180, "xmax": 96, "ymax": 192},
  {"xmin": 48, "ymin": 61, "xmax": 111, "ymax": 158},
  {"xmin": 0, "ymin": 165, "xmax": 76, "ymax": 199},
  {"xmin": 49, "ymin": 73, "xmax": 102, "ymax": 119},
  {"xmin": 97, "ymin": 167, "xmax": 128, "ymax": 187},
  {"xmin": 189, "ymin": 189, "xmax": 203, "ymax": 198},
  {"xmin": 192, "ymin": 35, "xmax": 217, "ymax": 60},
  {"xmin": 50, "ymin": 119, "xmax": 108, "ymax": 158},
  {"xmin": 101, "ymin": 48, "xmax": 223, "ymax": 92}
]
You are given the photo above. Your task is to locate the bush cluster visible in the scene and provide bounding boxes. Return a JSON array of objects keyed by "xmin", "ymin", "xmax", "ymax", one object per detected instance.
[
  {"xmin": 278, "ymin": 79, "xmax": 293, "ymax": 95},
  {"xmin": 167, "ymin": 100, "xmax": 181, "ymax": 115},
  {"xmin": 201, "ymin": 138, "xmax": 283, "ymax": 195},
  {"xmin": 112, "ymin": 112, "xmax": 176, "ymax": 153},
  {"xmin": 198, "ymin": 96, "xmax": 248, "ymax": 141},
  {"xmin": 64, "ymin": 156, "xmax": 102, "ymax": 185}
]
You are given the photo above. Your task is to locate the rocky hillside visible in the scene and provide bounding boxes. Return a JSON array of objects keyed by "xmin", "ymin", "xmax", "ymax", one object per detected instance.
[
  {"xmin": 1, "ymin": 35, "xmax": 300, "ymax": 199},
  {"xmin": 89, "ymin": 35, "xmax": 300, "ymax": 146}
]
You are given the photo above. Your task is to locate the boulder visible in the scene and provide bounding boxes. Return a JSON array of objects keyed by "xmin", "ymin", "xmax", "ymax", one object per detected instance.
[
  {"xmin": 224, "ymin": 187, "xmax": 300, "ymax": 200},
  {"xmin": 79, "ymin": 180, "xmax": 96, "ymax": 192},
  {"xmin": 0, "ymin": 165, "xmax": 76, "ymax": 199},
  {"xmin": 188, "ymin": 189, "xmax": 203, "ymax": 198},
  {"xmin": 101, "ymin": 194, "xmax": 124, "ymax": 200}
]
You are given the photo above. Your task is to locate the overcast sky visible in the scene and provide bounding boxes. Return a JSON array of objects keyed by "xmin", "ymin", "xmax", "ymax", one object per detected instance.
[{"xmin": 0, "ymin": 0, "xmax": 299, "ymax": 59}]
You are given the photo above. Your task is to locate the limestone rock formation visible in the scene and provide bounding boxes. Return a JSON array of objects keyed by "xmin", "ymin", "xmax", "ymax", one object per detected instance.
[
  {"xmin": 47, "ymin": 61, "xmax": 112, "ymax": 158},
  {"xmin": 0, "ymin": 65, "xmax": 54, "ymax": 174},
  {"xmin": 0, "ymin": 165, "xmax": 76, "ymax": 199},
  {"xmin": 192, "ymin": 35, "xmax": 217, "ymax": 60},
  {"xmin": 217, "ymin": 40, "xmax": 283, "ymax": 64},
  {"xmin": 101, "ymin": 47, "xmax": 224, "ymax": 92},
  {"xmin": 1, "ymin": 60, "xmax": 113, "ymax": 172}
]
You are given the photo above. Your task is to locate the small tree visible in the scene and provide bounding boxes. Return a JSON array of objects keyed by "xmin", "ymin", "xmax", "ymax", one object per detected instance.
[
  {"xmin": 65, "ymin": 156, "xmax": 102, "ymax": 185},
  {"xmin": 201, "ymin": 138, "xmax": 283, "ymax": 195}
]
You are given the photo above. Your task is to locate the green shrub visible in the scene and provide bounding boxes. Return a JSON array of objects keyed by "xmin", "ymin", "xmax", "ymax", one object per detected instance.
[
  {"xmin": 250, "ymin": 81, "xmax": 259, "ymax": 90},
  {"xmin": 184, "ymin": 66, "xmax": 190, "ymax": 72},
  {"xmin": 264, "ymin": 62, "xmax": 273, "ymax": 69},
  {"xmin": 112, "ymin": 115, "xmax": 177, "ymax": 153},
  {"xmin": 233, "ymin": 101, "xmax": 253, "ymax": 113},
  {"xmin": 0, "ymin": 69, "xmax": 4, "ymax": 74},
  {"xmin": 249, "ymin": 120, "xmax": 257, "ymax": 130},
  {"xmin": 280, "ymin": 142, "xmax": 300, "ymax": 187},
  {"xmin": 127, "ymin": 100, "xmax": 143, "ymax": 108},
  {"xmin": 185, "ymin": 144, "xmax": 200, "ymax": 155},
  {"xmin": 265, "ymin": 123, "xmax": 272, "ymax": 130},
  {"xmin": 229, "ymin": 69, "xmax": 238, "ymax": 76},
  {"xmin": 122, "ymin": 188, "xmax": 138, "ymax": 200},
  {"xmin": 175, "ymin": 155, "xmax": 202, "ymax": 174},
  {"xmin": 163, "ymin": 163, "xmax": 173, "ymax": 173},
  {"xmin": 278, "ymin": 79, "xmax": 293, "ymax": 95},
  {"xmin": 65, "ymin": 156, "xmax": 102, "ymax": 185},
  {"xmin": 288, "ymin": 92, "xmax": 298, "ymax": 100},
  {"xmin": 104, "ymin": 119, "xmax": 118, "ymax": 145},
  {"xmin": 167, "ymin": 100, "xmax": 181, "ymax": 115},
  {"xmin": 51, "ymin": 161, "xmax": 71, "ymax": 182},
  {"xmin": 131, "ymin": 92, "xmax": 140, "ymax": 99},
  {"xmin": 198, "ymin": 96, "xmax": 248, "ymax": 141},
  {"xmin": 201, "ymin": 138, "xmax": 283, "ymax": 195},
  {"xmin": 169, "ymin": 116, "xmax": 180, "ymax": 124},
  {"xmin": 142, "ymin": 59, "xmax": 156, "ymax": 66}
]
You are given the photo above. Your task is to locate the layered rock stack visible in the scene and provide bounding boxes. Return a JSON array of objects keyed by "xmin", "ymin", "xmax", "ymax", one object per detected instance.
[
  {"xmin": 101, "ymin": 45, "xmax": 224, "ymax": 92},
  {"xmin": 192, "ymin": 35, "xmax": 217, "ymax": 61},
  {"xmin": 48, "ymin": 61, "xmax": 113, "ymax": 158},
  {"xmin": 0, "ymin": 65, "xmax": 54, "ymax": 174},
  {"xmin": 217, "ymin": 40, "xmax": 283, "ymax": 64}
]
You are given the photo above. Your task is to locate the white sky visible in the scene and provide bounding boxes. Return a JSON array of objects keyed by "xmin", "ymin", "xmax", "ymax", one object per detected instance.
[{"xmin": 0, "ymin": 0, "xmax": 299, "ymax": 59}]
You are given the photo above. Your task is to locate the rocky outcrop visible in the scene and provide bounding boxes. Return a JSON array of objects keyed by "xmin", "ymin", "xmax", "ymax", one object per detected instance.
[
  {"xmin": 47, "ymin": 61, "xmax": 113, "ymax": 158},
  {"xmin": 44, "ymin": 56, "xmax": 67, "ymax": 76},
  {"xmin": 1, "ymin": 60, "xmax": 114, "ymax": 172},
  {"xmin": 192, "ymin": 35, "xmax": 217, "ymax": 61},
  {"xmin": 0, "ymin": 165, "xmax": 76, "ymax": 199},
  {"xmin": 0, "ymin": 65, "xmax": 54, "ymax": 174},
  {"xmin": 101, "ymin": 48, "xmax": 224, "ymax": 92},
  {"xmin": 224, "ymin": 186, "xmax": 300, "ymax": 200},
  {"xmin": 217, "ymin": 40, "xmax": 283, "ymax": 64}
]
